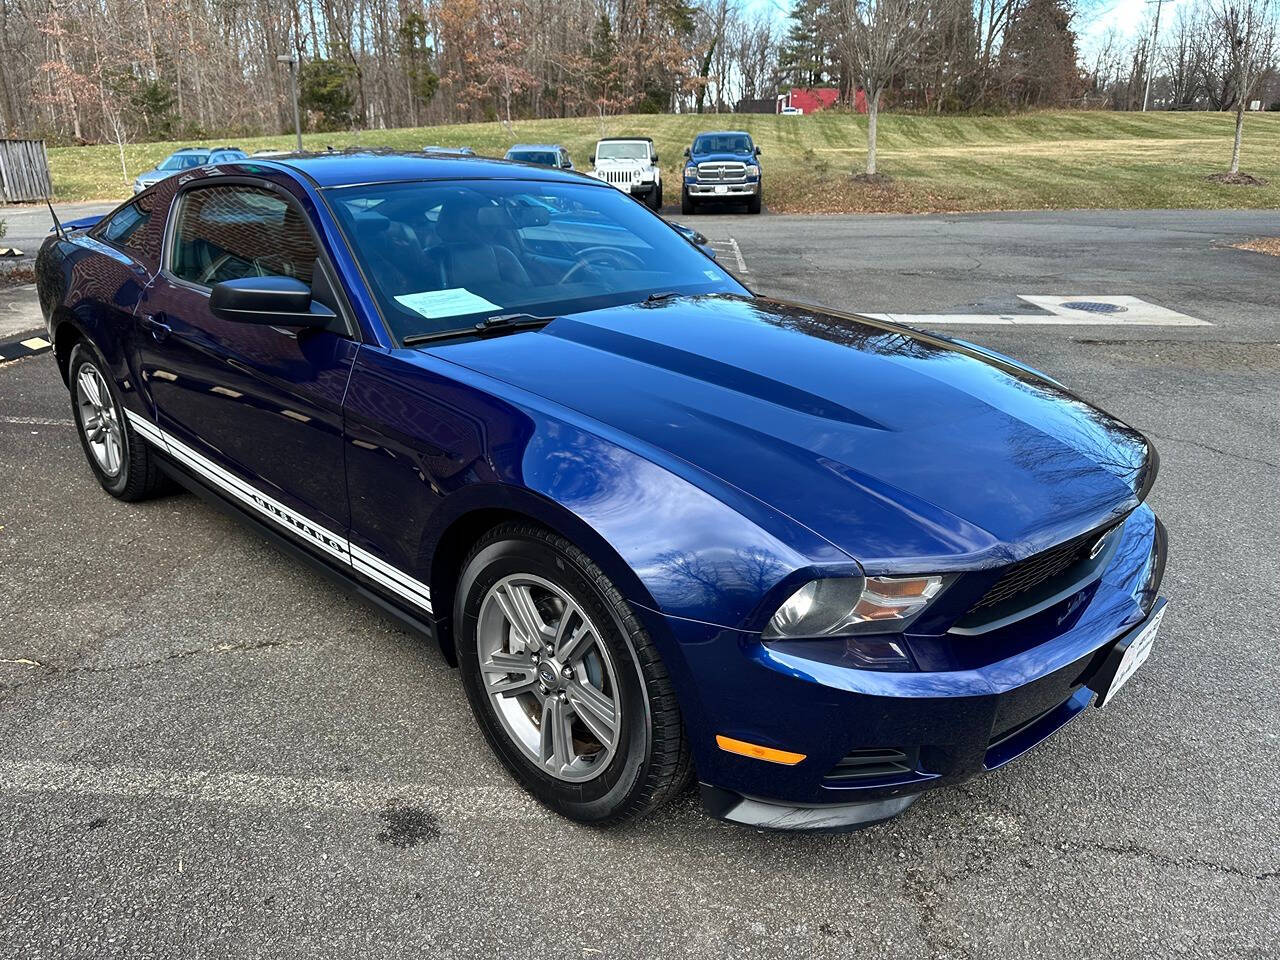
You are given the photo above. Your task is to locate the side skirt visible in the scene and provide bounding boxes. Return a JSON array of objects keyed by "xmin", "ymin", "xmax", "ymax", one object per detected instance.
[{"xmin": 153, "ymin": 453, "xmax": 446, "ymax": 655}]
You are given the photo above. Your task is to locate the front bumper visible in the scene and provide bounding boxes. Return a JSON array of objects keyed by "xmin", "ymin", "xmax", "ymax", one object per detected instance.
[
  {"xmin": 639, "ymin": 505, "xmax": 1166, "ymax": 831},
  {"xmin": 686, "ymin": 181, "xmax": 759, "ymax": 197}
]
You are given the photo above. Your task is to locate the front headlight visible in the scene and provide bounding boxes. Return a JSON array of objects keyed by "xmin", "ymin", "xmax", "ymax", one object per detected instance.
[
  {"xmin": 746, "ymin": 164, "xmax": 760, "ymax": 178},
  {"xmin": 684, "ymin": 164, "xmax": 697, "ymax": 178},
  {"xmin": 763, "ymin": 575, "xmax": 946, "ymax": 639}
]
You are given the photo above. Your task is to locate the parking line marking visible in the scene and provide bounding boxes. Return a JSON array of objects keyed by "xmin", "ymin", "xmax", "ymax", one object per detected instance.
[
  {"xmin": 727, "ymin": 238, "xmax": 749, "ymax": 274},
  {"xmin": 862, "ymin": 296, "xmax": 1210, "ymax": 327},
  {"xmin": 0, "ymin": 759, "xmax": 538, "ymax": 818},
  {"xmin": 0, "ymin": 416, "xmax": 73, "ymax": 427}
]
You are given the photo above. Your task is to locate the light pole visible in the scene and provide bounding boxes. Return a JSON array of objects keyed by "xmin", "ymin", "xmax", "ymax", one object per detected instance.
[{"xmin": 277, "ymin": 53, "xmax": 303, "ymax": 152}]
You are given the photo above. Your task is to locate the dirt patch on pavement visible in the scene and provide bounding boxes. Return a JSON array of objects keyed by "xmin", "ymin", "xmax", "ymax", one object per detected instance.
[
  {"xmin": 1232, "ymin": 237, "xmax": 1280, "ymax": 257},
  {"xmin": 0, "ymin": 262, "xmax": 35, "ymax": 288}
]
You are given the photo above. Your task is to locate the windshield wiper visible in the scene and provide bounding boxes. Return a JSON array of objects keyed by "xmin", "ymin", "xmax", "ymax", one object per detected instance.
[
  {"xmin": 644, "ymin": 291, "xmax": 680, "ymax": 303},
  {"xmin": 403, "ymin": 313, "xmax": 557, "ymax": 346}
]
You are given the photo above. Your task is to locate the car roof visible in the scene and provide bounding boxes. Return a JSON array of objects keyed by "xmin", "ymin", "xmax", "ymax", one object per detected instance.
[
  {"xmin": 694, "ymin": 130, "xmax": 751, "ymax": 138},
  {"xmin": 507, "ymin": 144, "xmax": 563, "ymax": 151},
  {"xmin": 246, "ymin": 148, "xmax": 586, "ymax": 188},
  {"xmin": 596, "ymin": 137, "xmax": 653, "ymax": 143}
]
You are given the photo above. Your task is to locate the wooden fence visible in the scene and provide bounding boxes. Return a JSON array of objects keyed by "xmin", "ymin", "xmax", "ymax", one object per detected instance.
[{"xmin": 0, "ymin": 139, "xmax": 52, "ymax": 203}]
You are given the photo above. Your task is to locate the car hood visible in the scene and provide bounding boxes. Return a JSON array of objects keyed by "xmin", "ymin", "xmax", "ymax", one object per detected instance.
[
  {"xmin": 691, "ymin": 152, "xmax": 756, "ymax": 164},
  {"xmin": 136, "ymin": 169, "xmax": 170, "ymax": 183},
  {"xmin": 428, "ymin": 295, "xmax": 1152, "ymax": 573}
]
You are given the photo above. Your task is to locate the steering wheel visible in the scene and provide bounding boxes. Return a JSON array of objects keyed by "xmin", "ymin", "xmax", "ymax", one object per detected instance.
[{"xmin": 561, "ymin": 246, "xmax": 645, "ymax": 285}]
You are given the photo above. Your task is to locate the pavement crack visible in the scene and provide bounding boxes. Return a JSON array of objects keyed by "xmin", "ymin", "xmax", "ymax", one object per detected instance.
[
  {"xmin": 951, "ymin": 785, "xmax": 1274, "ymax": 883},
  {"xmin": 1136, "ymin": 427, "xmax": 1280, "ymax": 469},
  {"xmin": 1, "ymin": 638, "xmax": 304, "ymax": 692}
]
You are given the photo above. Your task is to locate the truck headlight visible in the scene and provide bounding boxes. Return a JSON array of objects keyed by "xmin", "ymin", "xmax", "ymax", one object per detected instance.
[
  {"xmin": 763, "ymin": 575, "xmax": 947, "ymax": 639},
  {"xmin": 684, "ymin": 165, "xmax": 697, "ymax": 178},
  {"xmin": 746, "ymin": 164, "xmax": 760, "ymax": 178}
]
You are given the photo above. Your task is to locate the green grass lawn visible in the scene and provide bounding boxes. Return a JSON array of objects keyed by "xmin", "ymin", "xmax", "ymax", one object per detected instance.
[{"xmin": 46, "ymin": 110, "xmax": 1280, "ymax": 213}]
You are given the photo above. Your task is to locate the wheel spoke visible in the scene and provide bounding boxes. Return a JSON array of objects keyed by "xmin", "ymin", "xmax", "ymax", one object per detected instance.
[
  {"xmin": 480, "ymin": 651, "xmax": 538, "ymax": 697},
  {"xmin": 556, "ymin": 621, "xmax": 594, "ymax": 665},
  {"xmin": 494, "ymin": 582, "xmax": 548, "ymax": 649},
  {"xmin": 103, "ymin": 434, "xmax": 120, "ymax": 474},
  {"xmin": 565, "ymin": 679, "xmax": 617, "ymax": 746},
  {"xmin": 78, "ymin": 368, "xmax": 103, "ymax": 409},
  {"xmin": 540, "ymin": 696, "xmax": 574, "ymax": 773}
]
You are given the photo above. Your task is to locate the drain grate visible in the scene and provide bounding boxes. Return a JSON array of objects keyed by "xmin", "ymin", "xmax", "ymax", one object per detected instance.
[{"xmin": 1060, "ymin": 300, "xmax": 1128, "ymax": 314}]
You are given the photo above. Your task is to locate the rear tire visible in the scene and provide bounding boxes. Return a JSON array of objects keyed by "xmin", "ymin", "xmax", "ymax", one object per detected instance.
[
  {"xmin": 455, "ymin": 522, "xmax": 691, "ymax": 825},
  {"xmin": 681, "ymin": 190, "xmax": 695, "ymax": 215},
  {"xmin": 68, "ymin": 342, "xmax": 170, "ymax": 502}
]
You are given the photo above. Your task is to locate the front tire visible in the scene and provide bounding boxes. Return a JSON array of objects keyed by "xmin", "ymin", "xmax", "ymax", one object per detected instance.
[
  {"xmin": 681, "ymin": 190, "xmax": 695, "ymax": 215},
  {"xmin": 747, "ymin": 192, "xmax": 762, "ymax": 215},
  {"xmin": 68, "ymin": 342, "xmax": 170, "ymax": 501},
  {"xmin": 455, "ymin": 523, "xmax": 691, "ymax": 825}
]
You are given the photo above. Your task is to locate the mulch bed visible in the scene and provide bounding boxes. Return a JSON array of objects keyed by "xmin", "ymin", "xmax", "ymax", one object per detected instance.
[{"xmin": 1205, "ymin": 171, "xmax": 1269, "ymax": 187}]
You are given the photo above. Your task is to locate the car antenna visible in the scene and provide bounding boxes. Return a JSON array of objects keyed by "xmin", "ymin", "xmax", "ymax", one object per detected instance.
[{"xmin": 46, "ymin": 196, "xmax": 66, "ymax": 240}]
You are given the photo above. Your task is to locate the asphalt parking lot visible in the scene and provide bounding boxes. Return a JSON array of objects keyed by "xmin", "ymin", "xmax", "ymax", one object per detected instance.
[{"xmin": 2, "ymin": 208, "xmax": 1277, "ymax": 958}]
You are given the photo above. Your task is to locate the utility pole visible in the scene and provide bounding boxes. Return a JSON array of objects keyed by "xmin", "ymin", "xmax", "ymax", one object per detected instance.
[
  {"xmin": 1142, "ymin": 0, "xmax": 1165, "ymax": 111},
  {"xmin": 277, "ymin": 53, "xmax": 303, "ymax": 151}
]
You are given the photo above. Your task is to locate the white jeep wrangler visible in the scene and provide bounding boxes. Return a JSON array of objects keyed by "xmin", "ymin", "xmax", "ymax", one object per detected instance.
[{"xmin": 588, "ymin": 137, "xmax": 662, "ymax": 210}]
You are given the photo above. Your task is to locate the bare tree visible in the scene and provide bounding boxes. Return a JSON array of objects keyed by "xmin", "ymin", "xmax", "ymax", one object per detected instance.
[
  {"xmin": 1212, "ymin": 0, "xmax": 1277, "ymax": 173},
  {"xmin": 835, "ymin": 0, "xmax": 930, "ymax": 176}
]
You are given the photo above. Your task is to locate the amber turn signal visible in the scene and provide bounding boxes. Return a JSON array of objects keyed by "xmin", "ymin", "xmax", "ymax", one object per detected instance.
[{"xmin": 715, "ymin": 734, "xmax": 806, "ymax": 765}]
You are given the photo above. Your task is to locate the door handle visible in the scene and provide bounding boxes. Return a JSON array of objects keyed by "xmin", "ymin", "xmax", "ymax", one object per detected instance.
[{"xmin": 142, "ymin": 313, "xmax": 171, "ymax": 341}]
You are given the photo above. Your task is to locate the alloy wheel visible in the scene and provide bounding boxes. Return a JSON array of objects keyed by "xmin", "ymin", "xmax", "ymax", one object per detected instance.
[
  {"xmin": 75, "ymin": 362, "xmax": 124, "ymax": 478},
  {"xmin": 476, "ymin": 573, "xmax": 622, "ymax": 782}
]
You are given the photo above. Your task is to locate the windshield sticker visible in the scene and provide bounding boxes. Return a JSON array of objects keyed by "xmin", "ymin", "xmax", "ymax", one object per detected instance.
[{"xmin": 394, "ymin": 288, "xmax": 501, "ymax": 319}]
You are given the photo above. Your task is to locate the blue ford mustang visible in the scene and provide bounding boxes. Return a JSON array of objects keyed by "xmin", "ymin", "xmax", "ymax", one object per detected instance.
[{"xmin": 35, "ymin": 152, "xmax": 1167, "ymax": 830}]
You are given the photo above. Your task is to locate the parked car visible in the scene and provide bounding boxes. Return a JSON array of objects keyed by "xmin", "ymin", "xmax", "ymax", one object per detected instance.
[
  {"xmin": 682, "ymin": 131, "xmax": 762, "ymax": 215},
  {"xmin": 36, "ymin": 151, "xmax": 1167, "ymax": 831},
  {"xmin": 133, "ymin": 146, "xmax": 247, "ymax": 194},
  {"xmin": 504, "ymin": 144, "xmax": 574, "ymax": 170},
  {"xmin": 587, "ymin": 137, "xmax": 662, "ymax": 210},
  {"xmin": 780, "ymin": 105, "xmax": 803, "ymax": 116},
  {"xmin": 423, "ymin": 145, "xmax": 476, "ymax": 156}
]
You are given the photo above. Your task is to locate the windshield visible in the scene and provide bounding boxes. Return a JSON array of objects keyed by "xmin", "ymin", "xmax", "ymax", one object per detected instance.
[
  {"xmin": 595, "ymin": 142, "xmax": 649, "ymax": 161},
  {"xmin": 158, "ymin": 152, "xmax": 210, "ymax": 171},
  {"xmin": 328, "ymin": 179, "xmax": 745, "ymax": 343},
  {"xmin": 693, "ymin": 134, "xmax": 753, "ymax": 155},
  {"xmin": 507, "ymin": 151, "xmax": 558, "ymax": 166}
]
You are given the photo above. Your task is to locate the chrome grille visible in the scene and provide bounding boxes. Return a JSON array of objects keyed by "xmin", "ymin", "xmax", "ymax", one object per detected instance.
[
  {"xmin": 598, "ymin": 168, "xmax": 636, "ymax": 186},
  {"xmin": 696, "ymin": 161, "xmax": 747, "ymax": 182}
]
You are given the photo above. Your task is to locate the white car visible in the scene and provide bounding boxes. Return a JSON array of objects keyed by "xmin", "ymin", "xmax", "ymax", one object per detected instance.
[
  {"xmin": 780, "ymin": 105, "xmax": 803, "ymax": 116},
  {"xmin": 588, "ymin": 137, "xmax": 662, "ymax": 210}
]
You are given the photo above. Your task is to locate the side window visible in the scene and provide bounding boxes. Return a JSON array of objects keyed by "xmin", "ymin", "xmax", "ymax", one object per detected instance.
[
  {"xmin": 98, "ymin": 198, "xmax": 152, "ymax": 252},
  {"xmin": 169, "ymin": 184, "xmax": 317, "ymax": 289}
]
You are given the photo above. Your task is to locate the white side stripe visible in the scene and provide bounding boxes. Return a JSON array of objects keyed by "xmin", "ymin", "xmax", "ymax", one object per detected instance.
[{"xmin": 123, "ymin": 409, "xmax": 432, "ymax": 614}]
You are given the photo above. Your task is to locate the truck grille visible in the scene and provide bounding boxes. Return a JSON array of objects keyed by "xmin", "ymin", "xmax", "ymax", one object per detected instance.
[
  {"xmin": 598, "ymin": 169, "xmax": 635, "ymax": 186},
  {"xmin": 696, "ymin": 161, "xmax": 747, "ymax": 182}
]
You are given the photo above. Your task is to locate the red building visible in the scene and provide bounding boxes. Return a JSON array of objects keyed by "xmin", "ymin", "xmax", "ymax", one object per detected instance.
[{"xmin": 775, "ymin": 87, "xmax": 867, "ymax": 114}]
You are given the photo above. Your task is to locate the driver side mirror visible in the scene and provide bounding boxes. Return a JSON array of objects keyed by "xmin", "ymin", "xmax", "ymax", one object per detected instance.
[
  {"xmin": 209, "ymin": 276, "xmax": 335, "ymax": 328},
  {"xmin": 588, "ymin": 154, "xmax": 595, "ymax": 164},
  {"xmin": 652, "ymin": 152, "xmax": 659, "ymax": 163},
  {"xmin": 754, "ymin": 146, "xmax": 762, "ymax": 156},
  {"xmin": 683, "ymin": 147, "xmax": 691, "ymax": 159}
]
